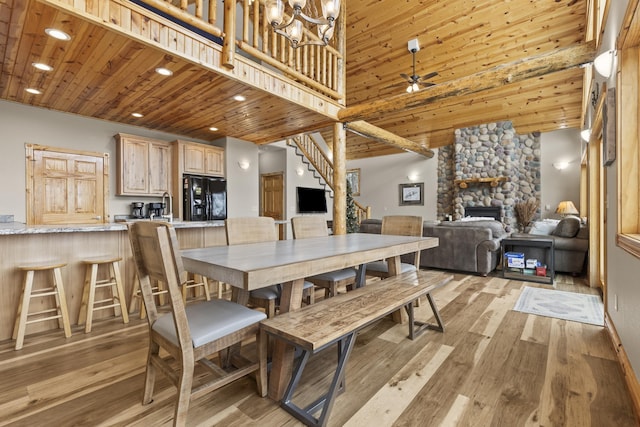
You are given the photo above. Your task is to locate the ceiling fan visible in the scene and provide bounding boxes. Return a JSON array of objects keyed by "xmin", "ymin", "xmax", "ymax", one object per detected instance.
[{"xmin": 400, "ymin": 39, "xmax": 438, "ymax": 93}]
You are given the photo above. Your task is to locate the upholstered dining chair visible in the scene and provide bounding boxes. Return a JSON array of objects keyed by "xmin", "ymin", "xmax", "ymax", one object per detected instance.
[
  {"xmin": 225, "ymin": 217, "xmax": 315, "ymax": 317},
  {"xmin": 291, "ymin": 216, "xmax": 357, "ymax": 298},
  {"xmin": 365, "ymin": 215, "xmax": 424, "ymax": 278},
  {"xmin": 128, "ymin": 221, "xmax": 267, "ymax": 427}
]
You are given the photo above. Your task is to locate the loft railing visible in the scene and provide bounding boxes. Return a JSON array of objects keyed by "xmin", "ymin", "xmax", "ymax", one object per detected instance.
[
  {"xmin": 289, "ymin": 135, "xmax": 371, "ymax": 222},
  {"xmin": 139, "ymin": 0, "xmax": 345, "ymax": 103}
]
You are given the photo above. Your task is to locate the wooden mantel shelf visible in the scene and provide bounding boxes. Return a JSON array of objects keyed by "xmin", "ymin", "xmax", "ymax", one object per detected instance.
[{"xmin": 454, "ymin": 177, "xmax": 508, "ymax": 189}]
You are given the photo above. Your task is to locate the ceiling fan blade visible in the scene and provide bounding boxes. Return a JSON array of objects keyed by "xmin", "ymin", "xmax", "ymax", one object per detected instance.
[
  {"xmin": 420, "ymin": 81, "xmax": 437, "ymax": 87},
  {"xmin": 421, "ymin": 71, "xmax": 439, "ymax": 80},
  {"xmin": 399, "ymin": 73, "xmax": 411, "ymax": 81}
]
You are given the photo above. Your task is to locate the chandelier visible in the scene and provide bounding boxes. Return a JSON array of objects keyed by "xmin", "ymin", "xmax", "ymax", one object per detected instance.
[{"xmin": 266, "ymin": 0, "xmax": 341, "ymax": 48}]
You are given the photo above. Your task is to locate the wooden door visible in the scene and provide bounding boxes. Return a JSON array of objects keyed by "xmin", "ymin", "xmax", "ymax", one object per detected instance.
[
  {"xmin": 27, "ymin": 145, "xmax": 108, "ymax": 225},
  {"xmin": 261, "ymin": 173, "xmax": 284, "ymax": 239},
  {"xmin": 183, "ymin": 143, "xmax": 206, "ymax": 174}
]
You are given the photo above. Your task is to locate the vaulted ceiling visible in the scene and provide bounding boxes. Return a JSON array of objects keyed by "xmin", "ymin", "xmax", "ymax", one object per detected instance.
[{"xmin": 0, "ymin": 0, "xmax": 590, "ymax": 159}]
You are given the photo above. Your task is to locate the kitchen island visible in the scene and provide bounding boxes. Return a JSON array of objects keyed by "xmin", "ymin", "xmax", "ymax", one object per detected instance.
[{"xmin": 0, "ymin": 221, "xmax": 226, "ymax": 341}]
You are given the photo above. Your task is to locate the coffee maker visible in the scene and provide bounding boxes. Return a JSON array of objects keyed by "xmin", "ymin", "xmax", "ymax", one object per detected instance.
[
  {"xmin": 147, "ymin": 202, "xmax": 164, "ymax": 219},
  {"xmin": 131, "ymin": 202, "xmax": 145, "ymax": 219}
]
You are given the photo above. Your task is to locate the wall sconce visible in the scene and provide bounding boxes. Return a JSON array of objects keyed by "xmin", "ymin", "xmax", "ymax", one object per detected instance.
[
  {"xmin": 407, "ymin": 173, "xmax": 420, "ymax": 181},
  {"xmin": 296, "ymin": 167, "xmax": 304, "ymax": 176},
  {"xmin": 238, "ymin": 160, "xmax": 250, "ymax": 170},
  {"xmin": 594, "ymin": 50, "xmax": 615, "ymax": 78},
  {"xmin": 580, "ymin": 128, "xmax": 591, "ymax": 142},
  {"xmin": 553, "ymin": 161, "xmax": 569, "ymax": 170}
]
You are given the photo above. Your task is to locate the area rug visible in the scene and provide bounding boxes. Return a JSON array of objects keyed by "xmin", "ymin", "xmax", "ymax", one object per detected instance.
[{"xmin": 513, "ymin": 286, "xmax": 604, "ymax": 326}]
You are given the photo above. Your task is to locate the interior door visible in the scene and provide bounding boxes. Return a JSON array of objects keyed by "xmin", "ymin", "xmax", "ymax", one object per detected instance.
[
  {"xmin": 27, "ymin": 145, "xmax": 108, "ymax": 225},
  {"xmin": 261, "ymin": 172, "xmax": 284, "ymax": 239}
]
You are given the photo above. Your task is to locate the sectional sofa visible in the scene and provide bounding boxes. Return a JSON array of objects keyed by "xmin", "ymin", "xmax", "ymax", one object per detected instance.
[{"xmin": 359, "ymin": 218, "xmax": 509, "ymax": 276}]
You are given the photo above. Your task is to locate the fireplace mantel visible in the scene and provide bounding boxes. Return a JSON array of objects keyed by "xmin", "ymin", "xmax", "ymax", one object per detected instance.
[{"xmin": 454, "ymin": 177, "xmax": 508, "ymax": 189}]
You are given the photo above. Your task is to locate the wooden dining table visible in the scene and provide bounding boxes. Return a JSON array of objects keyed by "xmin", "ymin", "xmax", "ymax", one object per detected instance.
[{"xmin": 181, "ymin": 232, "xmax": 439, "ymax": 401}]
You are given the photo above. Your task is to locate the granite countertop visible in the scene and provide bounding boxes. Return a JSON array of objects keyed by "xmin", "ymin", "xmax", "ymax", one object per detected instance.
[{"xmin": 0, "ymin": 220, "xmax": 225, "ymax": 235}]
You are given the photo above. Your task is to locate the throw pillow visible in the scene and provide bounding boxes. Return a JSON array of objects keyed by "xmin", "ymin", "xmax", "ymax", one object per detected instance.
[
  {"xmin": 553, "ymin": 216, "xmax": 581, "ymax": 238},
  {"xmin": 529, "ymin": 220, "xmax": 559, "ymax": 236}
]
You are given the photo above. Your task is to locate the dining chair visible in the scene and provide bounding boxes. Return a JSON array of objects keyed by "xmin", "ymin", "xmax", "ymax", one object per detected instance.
[
  {"xmin": 128, "ymin": 221, "xmax": 267, "ymax": 427},
  {"xmin": 365, "ymin": 215, "xmax": 424, "ymax": 278},
  {"xmin": 291, "ymin": 216, "xmax": 357, "ymax": 298},
  {"xmin": 225, "ymin": 217, "xmax": 315, "ymax": 317}
]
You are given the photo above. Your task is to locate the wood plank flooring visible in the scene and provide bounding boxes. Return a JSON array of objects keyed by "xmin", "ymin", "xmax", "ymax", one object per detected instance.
[{"xmin": 0, "ymin": 272, "xmax": 637, "ymax": 427}]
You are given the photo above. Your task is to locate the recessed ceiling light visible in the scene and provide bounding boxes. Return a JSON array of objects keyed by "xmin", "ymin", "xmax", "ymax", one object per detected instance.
[
  {"xmin": 233, "ymin": 95, "xmax": 246, "ymax": 102},
  {"xmin": 209, "ymin": 127, "xmax": 219, "ymax": 132},
  {"xmin": 155, "ymin": 67, "xmax": 173, "ymax": 76},
  {"xmin": 25, "ymin": 88, "xmax": 42, "ymax": 95},
  {"xmin": 131, "ymin": 112, "xmax": 143, "ymax": 118},
  {"xmin": 32, "ymin": 62, "xmax": 53, "ymax": 71},
  {"xmin": 44, "ymin": 28, "xmax": 71, "ymax": 41}
]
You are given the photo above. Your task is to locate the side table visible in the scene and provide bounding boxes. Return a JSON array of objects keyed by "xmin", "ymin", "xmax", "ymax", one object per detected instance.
[{"xmin": 501, "ymin": 237, "xmax": 555, "ymax": 284}]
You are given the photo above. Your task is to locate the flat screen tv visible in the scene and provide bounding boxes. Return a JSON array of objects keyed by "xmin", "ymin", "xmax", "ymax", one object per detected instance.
[{"xmin": 296, "ymin": 187, "xmax": 328, "ymax": 213}]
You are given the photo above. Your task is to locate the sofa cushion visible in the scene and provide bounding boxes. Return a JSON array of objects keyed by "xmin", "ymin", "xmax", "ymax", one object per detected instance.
[
  {"xmin": 553, "ymin": 216, "xmax": 581, "ymax": 238},
  {"xmin": 529, "ymin": 219, "xmax": 560, "ymax": 235}
]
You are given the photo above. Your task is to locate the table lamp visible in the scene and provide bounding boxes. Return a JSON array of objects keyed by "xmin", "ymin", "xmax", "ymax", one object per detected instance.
[{"xmin": 555, "ymin": 200, "xmax": 579, "ymax": 217}]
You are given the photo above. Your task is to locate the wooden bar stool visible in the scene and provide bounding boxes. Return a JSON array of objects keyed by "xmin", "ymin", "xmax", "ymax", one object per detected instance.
[
  {"xmin": 77, "ymin": 256, "xmax": 129, "ymax": 333},
  {"xmin": 12, "ymin": 261, "xmax": 72, "ymax": 350},
  {"xmin": 129, "ymin": 273, "xmax": 167, "ymax": 319},
  {"xmin": 182, "ymin": 273, "xmax": 211, "ymax": 303}
]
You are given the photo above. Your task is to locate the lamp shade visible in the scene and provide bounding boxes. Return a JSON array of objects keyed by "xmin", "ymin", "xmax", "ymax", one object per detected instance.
[{"xmin": 555, "ymin": 200, "xmax": 579, "ymax": 216}]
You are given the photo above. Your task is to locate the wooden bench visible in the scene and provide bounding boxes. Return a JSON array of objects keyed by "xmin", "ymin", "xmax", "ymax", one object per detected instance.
[{"xmin": 260, "ymin": 269, "xmax": 453, "ymax": 427}]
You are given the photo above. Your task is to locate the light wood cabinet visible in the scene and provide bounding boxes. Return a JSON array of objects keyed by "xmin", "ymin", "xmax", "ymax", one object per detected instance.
[
  {"xmin": 171, "ymin": 140, "xmax": 225, "ymax": 219},
  {"xmin": 115, "ymin": 133, "xmax": 172, "ymax": 196},
  {"xmin": 180, "ymin": 141, "xmax": 225, "ymax": 177}
]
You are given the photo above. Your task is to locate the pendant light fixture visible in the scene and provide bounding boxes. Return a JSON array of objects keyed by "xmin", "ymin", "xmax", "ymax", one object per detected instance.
[{"xmin": 267, "ymin": 0, "xmax": 340, "ymax": 48}]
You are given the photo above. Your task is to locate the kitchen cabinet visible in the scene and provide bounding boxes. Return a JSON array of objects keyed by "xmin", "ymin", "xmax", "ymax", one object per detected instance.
[
  {"xmin": 179, "ymin": 141, "xmax": 225, "ymax": 177},
  {"xmin": 171, "ymin": 140, "xmax": 225, "ymax": 220},
  {"xmin": 115, "ymin": 133, "xmax": 172, "ymax": 196}
]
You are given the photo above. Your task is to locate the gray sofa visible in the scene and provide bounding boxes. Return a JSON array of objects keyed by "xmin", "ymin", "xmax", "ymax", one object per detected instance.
[
  {"xmin": 510, "ymin": 216, "xmax": 588, "ymax": 275},
  {"xmin": 359, "ymin": 218, "xmax": 508, "ymax": 276}
]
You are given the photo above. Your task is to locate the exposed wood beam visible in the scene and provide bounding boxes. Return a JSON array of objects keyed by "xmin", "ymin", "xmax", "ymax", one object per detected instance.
[
  {"xmin": 339, "ymin": 42, "xmax": 596, "ymax": 122},
  {"xmin": 344, "ymin": 121, "xmax": 435, "ymax": 158}
]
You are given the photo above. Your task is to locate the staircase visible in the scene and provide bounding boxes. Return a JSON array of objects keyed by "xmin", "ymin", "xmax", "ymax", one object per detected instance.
[{"xmin": 288, "ymin": 134, "xmax": 371, "ymax": 221}]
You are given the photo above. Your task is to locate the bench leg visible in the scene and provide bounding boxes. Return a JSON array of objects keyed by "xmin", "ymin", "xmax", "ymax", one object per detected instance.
[
  {"xmin": 407, "ymin": 292, "xmax": 445, "ymax": 339},
  {"xmin": 280, "ymin": 332, "xmax": 357, "ymax": 427}
]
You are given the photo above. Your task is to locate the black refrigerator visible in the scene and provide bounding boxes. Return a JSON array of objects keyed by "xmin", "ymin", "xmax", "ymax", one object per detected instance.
[{"xmin": 183, "ymin": 174, "xmax": 227, "ymax": 221}]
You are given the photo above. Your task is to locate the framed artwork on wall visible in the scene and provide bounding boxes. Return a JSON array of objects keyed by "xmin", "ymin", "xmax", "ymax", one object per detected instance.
[
  {"xmin": 399, "ymin": 183, "xmax": 424, "ymax": 206},
  {"xmin": 347, "ymin": 168, "xmax": 360, "ymax": 196},
  {"xmin": 603, "ymin": 87, "xmax": 616, "ymax": 166}
]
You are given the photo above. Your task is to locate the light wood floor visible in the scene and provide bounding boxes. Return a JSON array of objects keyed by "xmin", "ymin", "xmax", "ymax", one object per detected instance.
[{"xmin": 0, "ymin": 272, "xmax": 637, "ymax": 427}]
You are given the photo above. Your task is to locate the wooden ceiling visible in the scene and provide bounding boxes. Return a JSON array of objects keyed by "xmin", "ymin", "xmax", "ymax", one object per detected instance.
[{"xmin": 1, "ymin": 0, "xmax": 590, "ymax": 159}]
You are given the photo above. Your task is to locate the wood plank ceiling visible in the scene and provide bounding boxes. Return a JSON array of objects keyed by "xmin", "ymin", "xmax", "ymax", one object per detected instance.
[{"xmin": 0, "ymin": 0, "xmax": 589, "ymax": 159}]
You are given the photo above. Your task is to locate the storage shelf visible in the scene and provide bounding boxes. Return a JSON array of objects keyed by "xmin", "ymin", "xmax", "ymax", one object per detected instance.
[{"xmin": 503, "ymin": 270, "xmax": 553, "ymax": 284}]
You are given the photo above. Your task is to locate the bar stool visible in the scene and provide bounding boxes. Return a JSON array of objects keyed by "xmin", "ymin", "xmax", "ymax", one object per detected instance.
[
  {"xmin": 182, "ymin": 273, "xmax": 211, "ymax": 303},
  {"xmin": 12, "ymin": 261, "xmax": 72, "ymax": 350},
  {"xmin": 77, "ymin": 256, "xmax": 129, "ymax": 333},
  {"xmin": 129, "ymin": 273, "xmax": 168, "ymax": 319}
]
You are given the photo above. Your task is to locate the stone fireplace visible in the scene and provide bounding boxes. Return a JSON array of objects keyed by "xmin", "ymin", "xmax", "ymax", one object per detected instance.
[{"xmin": 437, "ymin": 121, "xmax": 541, "ymax": 231}]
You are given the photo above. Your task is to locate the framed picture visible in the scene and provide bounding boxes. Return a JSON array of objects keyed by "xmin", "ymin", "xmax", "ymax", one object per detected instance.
[
  {"xmin": 603, "ymin": 88, "xmax": 616, "ymax": 166},
  {"xmin": 399, "ymin": 183, "xmax": 424, "ymax": 206},
  {"xmin": 346, "ymin": 168, "xmax": 360, "ymax": 196}
]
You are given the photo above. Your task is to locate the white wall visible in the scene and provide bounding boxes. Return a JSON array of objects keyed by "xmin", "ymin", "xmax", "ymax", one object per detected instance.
[
  {"xmin": 601, "ymin": 0, "xmax": 640, "ymax": 379},
  {"xmin": 347, "ymin": 151, "xmax": 439, "ymax": 220},
  {"xmin": 219, "ymin": 137, "xmax": 260, "ymax": 217},
  {"xmin": 0, "ymin": 100, "xmax": 257, "ymax": 223},
  {"xmin": 539, "ymin": 128, "xmax": 582, "ymax": 218}
]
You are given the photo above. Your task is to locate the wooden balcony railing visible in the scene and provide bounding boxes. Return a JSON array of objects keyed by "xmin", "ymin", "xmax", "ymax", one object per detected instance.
[{"xmin": 140, "ymin": 0, "xmax": 344, "ymax": 102}]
